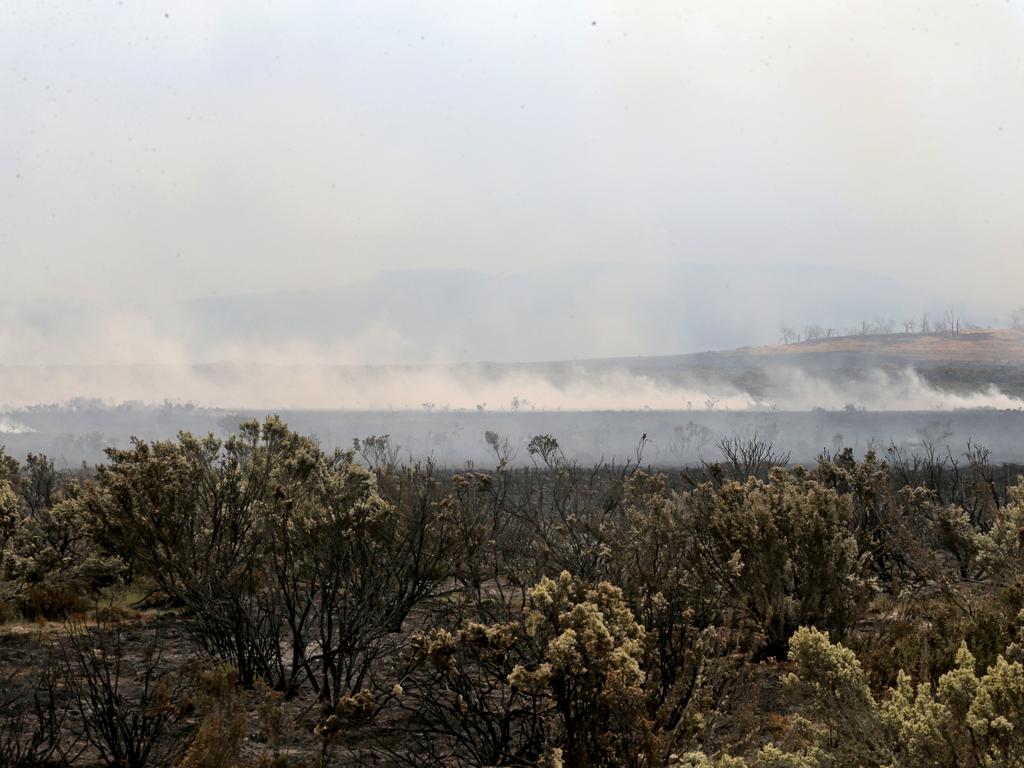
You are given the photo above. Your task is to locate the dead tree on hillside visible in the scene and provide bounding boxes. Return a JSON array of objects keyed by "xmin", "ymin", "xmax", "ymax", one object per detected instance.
[{"xmin": 944, "ymin": 309, "xmax": 961, "ymax": 336}]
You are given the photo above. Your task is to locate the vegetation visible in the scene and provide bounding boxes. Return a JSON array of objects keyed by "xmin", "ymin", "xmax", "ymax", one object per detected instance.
[{"xmin": 3, "ymin": 418, "xmax": 1024, "ymax": 765}]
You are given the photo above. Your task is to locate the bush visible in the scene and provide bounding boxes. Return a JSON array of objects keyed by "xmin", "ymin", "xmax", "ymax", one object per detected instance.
[
  {"xmin": 668, "ymin": 469, "xmax": 869, "ymax": 657},
  {"xmin": 396, "ymin": 621, "xmax": 548, "ymax": 766},
  {"xmin": 510, "ymin": 571, "xmax": 654, "ymax": 767},
  {"xmin": 0, "ymin": 653, "xmax": 74, "ymax": 768},
  {"xmin": 179, "ymin": 664, "xmax": 247, "ymax": 768},
  {"xmin": 616, "ymin": 471, "xmax": 724, "ymax": 739},
  {"xmin": 61, "ymin": 621, "xmax": 192, "ymax": 768},
  {"xmin": 16, "ymin": 582, "xmax": 89, "ymax": 620},
  {"xmin": 781, "ymin": 625, "xmax": 1024, "ymax": 768},
  {"xmin": 976, "ymin": 479, "xmax": 1024, "ymax": 583}
]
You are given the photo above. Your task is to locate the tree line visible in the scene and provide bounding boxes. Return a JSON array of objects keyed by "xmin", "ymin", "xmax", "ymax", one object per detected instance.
[{"xmin": 778, "ymin": 307, "xmax": 1024, "ymax": 344}]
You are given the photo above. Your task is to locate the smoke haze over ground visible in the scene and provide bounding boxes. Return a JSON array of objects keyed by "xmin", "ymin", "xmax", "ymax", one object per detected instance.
[
  {"xmin": 0, "ymin": 263, "xmax": 951, "ymax": 366},
  {"xmin": 0, "ymin": 359, "xmax": 1020, "ymax": 413},
  {"xmin": 3, "ymin": 2, "xmax": 1024, "ymax": 466}
]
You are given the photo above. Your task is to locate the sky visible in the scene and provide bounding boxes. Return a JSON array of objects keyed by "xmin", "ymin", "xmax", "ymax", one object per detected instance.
[{"xmin": 2, "ymin": 0, "xmax": 1024, "ymax": 363}]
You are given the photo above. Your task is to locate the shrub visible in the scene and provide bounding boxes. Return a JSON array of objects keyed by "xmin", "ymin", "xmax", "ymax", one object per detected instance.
[
  {"xmin": 16, "ymin": 582, "xmax": 89, "ymax": 620},
  {"xmin": 61, "ymin": 621, "xmax": 192, "ymax": 768},
  {"xmin": 669, "ymin": 469, "xmax": 868, "ymax": 657},
  {"xmin": 179, "ymin": 664, "xmax": 247, "ymax": 768},
  {"xmin": 781, "ymin": 625, "xmax": 1024, "ymax": 768},
  {"xmin": 976, "ymin": 479, "xmax": 1024, "ymax": 583},
  {"xmin": 0, "ymin": 653, "xmax": 75, "ymax": 768},
  {"xmin": 396, "ymin": 620, "xmax": 548, "ymax": 766},
  {"xmin": 86, "ymin": 421, "xmax": 293, "ymax": 686},
  {"xmin": 88, "ymin": 416, "xmax": 447, "ymax": 703},
  {"xmin": 510, "ymin": 571, "xmax": 654, "ymax": 768},
  {"xmin": 616, "ymin": 471, "xmax": 723, "ymax": 737}
]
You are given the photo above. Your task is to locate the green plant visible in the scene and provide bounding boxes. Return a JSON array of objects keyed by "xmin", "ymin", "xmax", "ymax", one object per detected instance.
[{"xmin": 510, "ymin": 571, "xmax": 654, "ymax": 768}]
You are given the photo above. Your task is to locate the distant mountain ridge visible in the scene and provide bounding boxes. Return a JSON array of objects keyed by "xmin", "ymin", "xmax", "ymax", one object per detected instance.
[
  {"xmin": 3, "ymin": 262, "xmax": 985, "ymax": 370},
  {"xmin": 176, "ymin": 262, "xmax": 924, "ymax": 363}
]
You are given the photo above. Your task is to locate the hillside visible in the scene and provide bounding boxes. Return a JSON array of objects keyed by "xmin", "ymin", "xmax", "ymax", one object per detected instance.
[
  {"xmin": 708, "ymin": 328, "xmax": 1024, "ymax": 366},
  {"xmin": 532, "ymin": 329, "xmax": 1024, "ymax": 401},
  {"xmin": 567, "ymin": 328, "xmax": 1024, "ymax": 369}
]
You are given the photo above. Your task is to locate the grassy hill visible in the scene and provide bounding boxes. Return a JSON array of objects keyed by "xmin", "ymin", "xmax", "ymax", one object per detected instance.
[
  {"xmin": 571, "ymin": 328, "xmax": 1024, "ymax": 368},
  {"xmin": 707, "ymin": 328, "xmax": 1024, "ymax": 366},
  {"xmin": 504, "ymin": 329, "xmax": 1024, "ymax": 401}
]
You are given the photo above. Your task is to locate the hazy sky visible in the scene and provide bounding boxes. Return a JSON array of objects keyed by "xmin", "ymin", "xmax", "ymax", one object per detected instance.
[{"xmin": 3, "ymin": 0, "xmax": 1023, "ymax": 307}]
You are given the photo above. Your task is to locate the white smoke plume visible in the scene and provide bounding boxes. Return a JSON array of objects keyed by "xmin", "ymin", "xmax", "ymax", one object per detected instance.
[{"xmin": 0, "ymin": 359, "xmax": 1019, "ymax": 413}]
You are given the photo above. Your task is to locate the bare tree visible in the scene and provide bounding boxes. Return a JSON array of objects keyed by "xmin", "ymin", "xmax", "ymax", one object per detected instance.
[
  {"xmin": 0, "ymin": 652, "xmax": 78, "ymax": 767},
  {"xmin": 61, "ymin": 622, "xmax": 191, "ymax": 768},
  {"xmin": 711, "ymin": 434, "xmax": 790, "ymax": 482},
  {"xmin": 353, "ymin": 434, "xmax": 401, "ymax": 472},
  {"xmin": 527, "ymin": 434, "xmax": 565, "ymax": 470},
  {"xmin": 944, "ymin": 309, "xmax": 961, "ymax": 336},
  {"xmin": 484, "ymin": 430, "xmax": 517, "ymax": 468},
  {"xmin": 804, "ymin": 324, "xmax": 826, "ymax": 341}
]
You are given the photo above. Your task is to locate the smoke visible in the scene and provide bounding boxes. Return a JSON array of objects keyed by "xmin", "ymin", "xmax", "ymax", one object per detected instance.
[
  {"xmin": 4, "ymin": 1, "xmax": 1024, "ymax": 311},
  {"xmin": 1, "ymin": 293, "xmax": 1021, "ymax": 413},
  {"xmin": 0, "ymin": 356, "xmax": 1019, "ymax": 413},
  {"xmin": 0, "ymin": 417, "xmax": 34, "ymax": 435},
  {"xmin": 750, "ymin": 366, "xmax": 1024, "ymax": 412},
  {"xmin": 0, "ymin": 360, "xmax": 731, "ymax": 411}
]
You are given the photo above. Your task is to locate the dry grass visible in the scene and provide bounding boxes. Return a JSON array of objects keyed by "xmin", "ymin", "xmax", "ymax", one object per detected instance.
[{"xmin": 745, "ymin": 329, "xmax": 1024, "ymax": 364}]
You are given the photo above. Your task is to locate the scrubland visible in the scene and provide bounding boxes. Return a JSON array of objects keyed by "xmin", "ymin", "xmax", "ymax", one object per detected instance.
[{"xmin": 4, "ymin": 418, "xmax": 1024, "ymax": 766}]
